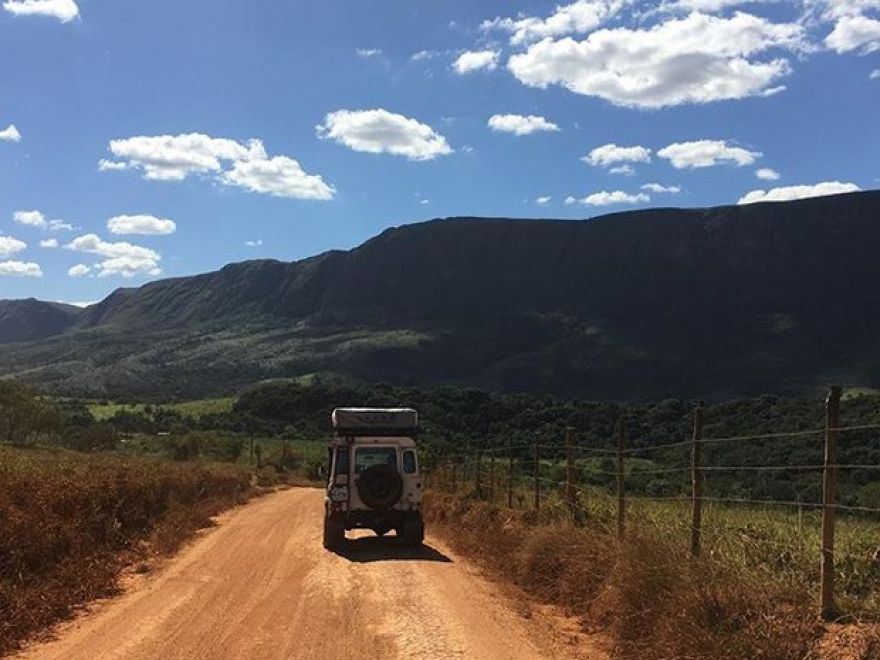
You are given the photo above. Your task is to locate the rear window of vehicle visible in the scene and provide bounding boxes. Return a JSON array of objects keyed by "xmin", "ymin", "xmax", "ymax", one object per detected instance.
[
  {"xmin": 402, "ymin": 450, "xmax": 417, "ymax": 474},
  {"xmin": 354, "ymin": 447, "xmax": 397, "ymax": 474}
]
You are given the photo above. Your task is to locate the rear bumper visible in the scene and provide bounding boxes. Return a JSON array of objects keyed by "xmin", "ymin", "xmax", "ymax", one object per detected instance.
[{"xmin": 328, "ymin": 508, "xmax": 422, "ymax": 531}]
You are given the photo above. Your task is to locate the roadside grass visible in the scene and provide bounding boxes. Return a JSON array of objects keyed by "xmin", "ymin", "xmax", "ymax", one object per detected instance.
[
  {"xmin": 0, "ymin": 446, "xmax": 253, "ymax": 656},
  {"xmin": 425, "ymin": 488, "xmax": 880, "ymax": 659},
  {"xmin": 87, "ymin": 397, "xmax": 235, "ymax": 420}
]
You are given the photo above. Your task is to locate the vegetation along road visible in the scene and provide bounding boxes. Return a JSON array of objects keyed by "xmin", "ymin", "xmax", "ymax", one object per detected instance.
[{"xmin": 16, "ymin": 488, "xmax": 604, "ymax": 660}]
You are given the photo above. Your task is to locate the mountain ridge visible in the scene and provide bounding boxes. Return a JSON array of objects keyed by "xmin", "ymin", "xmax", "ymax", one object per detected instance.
[{"xmin": 2, "ymin": 189, "xmax": 880, "ymax": 400}]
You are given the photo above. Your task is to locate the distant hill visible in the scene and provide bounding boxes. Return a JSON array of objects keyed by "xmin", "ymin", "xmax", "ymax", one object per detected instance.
[
  {"xmin": 0, "ymin": 299, "xmax": 81, "ymax": 343},
  {"xmin": 2, "ymin": 190, "xmax": 880, "ymax": 400}
]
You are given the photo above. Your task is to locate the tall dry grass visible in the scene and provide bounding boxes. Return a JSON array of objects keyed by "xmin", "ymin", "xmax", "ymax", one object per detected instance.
[
  {"xmin": 0, "ymin": 446, "xmax": 253, "ymax": 655},
  {"xmin": 425, "ymin": 492, "xmax": 880, "ymax": 660}
]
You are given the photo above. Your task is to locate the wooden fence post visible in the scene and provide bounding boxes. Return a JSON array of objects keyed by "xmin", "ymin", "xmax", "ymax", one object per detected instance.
[
  {"xmin": 507, "ymin": 438, "xmax": 514, "ymax": 508},
  {"xmin": 475, "ymin": 448, "xmax": 483, "ymax": 498},
  {"xmin": 565, "ymin": 427, "xmax": 575, "ymax": 513},
  {"xmin": 534, "ymin": 442, "xmax": 540, "ymax": 511},
  {"xmin": 616, "ymin": 416, "xmax": 626, "ymax": 538},
  {"xmin": 821, "ymin": 385, "xmax": 842, "ymax": 620},
  {"xmin": 690, "ymin": 404, "xmax": 704, "ymax": 558},
  {"xmin": 490, "ymin": 452, "xmax": 496, "ymax": 504}
]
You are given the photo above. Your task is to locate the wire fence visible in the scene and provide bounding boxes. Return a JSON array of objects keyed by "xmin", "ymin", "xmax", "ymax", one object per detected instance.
[{"xmin": 424, "ymin": 386, "xmax": 880, "ymax": 620}]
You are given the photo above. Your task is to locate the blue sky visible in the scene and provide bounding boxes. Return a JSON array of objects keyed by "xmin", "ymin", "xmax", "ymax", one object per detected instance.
[{"xmin": 0, "ymin": 0, "xmax": 878, "ymax": 305}]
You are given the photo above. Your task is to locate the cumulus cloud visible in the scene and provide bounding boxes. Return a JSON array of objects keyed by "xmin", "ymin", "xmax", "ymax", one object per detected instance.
[
  {"xmin": 245, "ymin": 239, "xmax": 263, "ymax": 247},
  {"xmin": 737, "ymin": 181, "xmax": 861, "ymax": 204},
  {"xmin": 452, "ymin": 50, "xmax": 500, "ymax": 74},
  {"xmin": 487, "ymin": 114, "xmax": 560, "ymax": 135},
  {"xmin": 0, "ymin": 124, "xmax": 21, "ymax": 143},
  {"xmin": 68, "ymin": 263, "xmax": 90, "ymax": 277},
  {"xmin": 825, "ymin": 15, "xmax": 880, "ymax": 52},
  {"xmin": 0, "ymin": 260, "xmax": 42, "ymax": 277},
  {"xmin": 756, "ymin": 167, "xmax": 780, "ymax": 180},
  {"xmin": 107, "ymin": 214, "xmax": 177, "ymax": 235},
  {"xmin": 106, "ymin": 133, "xmax": 264, "ymax": 181},
  {"xmin": 356, "ymin": 48, "xmax": 383, "ymax": 58},
  {"xmin": 39, "ymin": 238, "xmax": 58, "ymax": 248},
  {"xmin": 222, "ymin": 156, "xmax": 336, "ymax": 200},
  {"xmin": 657, "ymin": 139, "xmax": 761, "ymax": 168},
  {"xmin": 0, "ymin": 236, "xmax": 27, "ymax": 257},
  {"xmin": 641, "ymin": 182, "xmax": 681, "ymax": 193},
  {"xmin": 2, "ymin": 0, "xmax": 78, "ymax": 22},
  {"xmin": 103, "ymin": 133, "xmax": 334, "ymax": 200},
  {"xmin": 535, "ymin": 195, "xmax": 552, "ymax": 204},
  {"xmin": 65, "ymin": 233, "xmax": 161, "ymax": 278},
  {"xmin": 507, "ymin": 12, "xmax": 804, "ymax": 108},
  {"xmin": 871, "ymin": 68, "xmax": 880, "ymax": 78},
  {"xmin": 569, "ymin": 190, "xmax": 651, "ymax": 205},
  {"xmin": 582, "ymin": 143, "xmax": 652, "ymax": 167},
  {"xmin": 482, "ymin": 0, "xmax": 624, "ymax": 45},
  {"xmin": 13, "ymin": 210, "xmax": 46, "ymax": 228},
  {"xmin": 316, "ymin": 109, "xmax": 452, "ymax": 161},
  {"xmin": 49, "ymin": 219, "xmax": 74, "ymax": 232}
]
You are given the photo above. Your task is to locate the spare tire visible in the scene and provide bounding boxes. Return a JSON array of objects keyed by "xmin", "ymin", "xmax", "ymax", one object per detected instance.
[{"xmin": 357, "ymin": 464, "xmax": 404, "ymax": 510}]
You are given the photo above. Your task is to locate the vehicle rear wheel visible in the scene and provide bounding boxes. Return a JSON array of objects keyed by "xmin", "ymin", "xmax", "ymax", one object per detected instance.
[
  {"xmin": 400, "ymin": 516, "xmax": 424, "ymax": 546},
  {"xmin": 323, "ymin": 518, "xmax": 345, "ymax": 550}
]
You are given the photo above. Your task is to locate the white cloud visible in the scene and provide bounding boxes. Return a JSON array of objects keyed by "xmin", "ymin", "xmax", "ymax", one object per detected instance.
[
  {"xmin": 582, "ymin": 143, "xmax": 652, "ymax": 167},
  {"xmin": 419, "ymin": 198, "xmax": 430, "ymax": 205},
  {"xmin": 106, "ymin": 133, "xmax": 264, "ymax": 181},
  {"xmin": 411, "ymin": 50, "xmax": 436, "ymax": 61},
  {"xmin": 871, "ymin": 68, "xmax": 880, "ymax": 78},
  {"xmin": 482, "ymin": 0, "xmax": 624, "ymax": 46},
  {"xmin": 222, "ymin": 155, "xmax": 336, "ymax": 200},
  {"xmin": 49, "ymin": 219, "xmax": 74, "ymax": 232},
  {"xmin": 245, "ymin": 239, "xmax": 263, "ymax": 247},
  {"xmin": 0, "ymin": 260, "xmax": 42, "ymax": 277},
  {"xmin": 819, "ymin": 0, "xmax": 880, "ymax": 19},
  {"xmin": 825, "ymin": 15, "xmax": 880, "ymax": 52},
  {"xmin": 487, "ymin": 114, "xmax": 560, "ymax": 135},
  {"xmin": 2, "ymin": 0, "xmax": 78, "ymax": 22},
  {"xmin": 0, "ymin": 124, "xmax": 21, "ymax": 143},
  {"xmin": 64, "ymin": 300, "xmax": 98, "ymax": 307},
  {"xmin": 737, "ymin": 181, "xmax": 861, "ymax": 204},
  {"xmin": 535, "ymin": 195, "xmax": 552, "ymax": 204},
  {"xmin": 452, "ymin": 50, "xmax": 500, "ymax": 74},
  {"xmin": 610, "ymin": 164, "xmax": 636, "ymax": 175},
  {"xmin": 13, "ymin": 209, "xmax": 46, "ymax": 228},
  {"xmin": 641, "ymin": 182, "xmax": 681, "ymax": 193},
  {"xmin": 107, "ymin": 214, "xmax": 177, "ymax": 235},
  {"xmin": 663, "ymin": 0, "xmax": 764, "ymax": 11},
  {"xmin": 317, "ymin": 109, "xmax": 452, "ymax": 161},
  {"xmin": 570, "ymin": 190, "xmax": 651, "ymax": 205},
  {"xmin": 756, "ymin": 167, "xmax": 780, "ymax": 180},
  {"xmin": 104, "ymin": 133, "xmax": 333, "ymax": 200},
  {"xmin": 507, "ymin": 12, "xmax": 804, "ymax": 108},
  {"xmin": 98, "ymin": 159, "xmax": 129, "ymax": 171},
  {"xmin": 39, "ymin": 238, "xmax": 58, "ymax": 248},
  {"xmin": 657, "ymin": 139, "xmax": 761, "ymax": 168},
  {"xmin": 0, "ymin": 236, "xmax": 27, "ymax": 257},
  {"xmin": 356, "ymin": 48, "xmax": 383, "ymax": 58},
  {"xmin": 65, "ymin": 234, "xmax": 161, "ymax": 278},
  {"xmin": 68, "ymin": 264, "xmax": 90, "ymax": 277}
]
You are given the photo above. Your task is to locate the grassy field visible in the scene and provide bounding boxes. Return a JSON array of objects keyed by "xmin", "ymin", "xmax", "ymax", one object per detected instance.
[
  {"xmin": 426, "ymin": 487, "xmax": 880, "ymax": 659},
  {"xmin": 87, "ymin": 397, "xmax": 235, "ymax": 420},
  {"xmin": 0, "ymin": 445, "xmax": 254, "ymax": 655}
]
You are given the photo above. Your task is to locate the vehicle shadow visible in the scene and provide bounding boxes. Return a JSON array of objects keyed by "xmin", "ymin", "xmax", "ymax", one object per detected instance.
[{"xmin": 334, "ymin": 536, "xmax": 453, "ymax": 564}]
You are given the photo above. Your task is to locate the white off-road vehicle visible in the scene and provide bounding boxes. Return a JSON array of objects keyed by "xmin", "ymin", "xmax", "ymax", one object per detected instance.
[{"xmin": 323, "ymin": 407, "xmax": 424, "ymax": 550}]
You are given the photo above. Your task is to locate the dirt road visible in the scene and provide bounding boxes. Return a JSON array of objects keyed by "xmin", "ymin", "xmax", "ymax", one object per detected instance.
[{"xmin": 18, "ymin": 488, "xmax": 604, "ymax": 660}]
